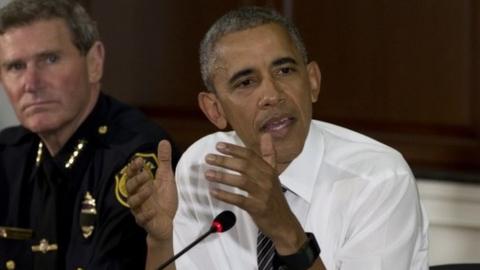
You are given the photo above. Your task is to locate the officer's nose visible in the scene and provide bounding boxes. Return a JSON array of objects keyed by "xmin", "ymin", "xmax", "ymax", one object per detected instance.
[{"xmin": 23, "ymin": 65, "xmax": 42, "ymax": 93}]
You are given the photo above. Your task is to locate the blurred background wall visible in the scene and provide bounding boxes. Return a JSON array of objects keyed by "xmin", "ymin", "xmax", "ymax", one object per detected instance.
[
  {"xmin": 0, "ymin": 0, "xmax": 478, "ymax": 266},
  {"xmin": 86, "ymin": 0, "xmax": 480, "ymax": 178},
  {"xmin": 0, "ymin": 90, "xmax": 17, "ymax": 129},
  {"xmin": 0, "ymin": 0, "xmax": 18, "ymax": 130}
]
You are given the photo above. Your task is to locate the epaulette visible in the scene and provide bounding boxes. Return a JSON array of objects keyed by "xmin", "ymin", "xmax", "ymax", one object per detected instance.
[{"xmin": 0, "ymin": 126, "xmax": 32, "ymax": 146}]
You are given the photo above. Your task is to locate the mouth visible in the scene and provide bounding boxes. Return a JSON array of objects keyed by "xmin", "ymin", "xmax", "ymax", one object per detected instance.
[
  {"xmin": 260, "ymin": 115, "xmax": 295, "ymax": 138},
  {"xmin": 22, "ymin": 100, "xmax": 56, "ymax": 113}
]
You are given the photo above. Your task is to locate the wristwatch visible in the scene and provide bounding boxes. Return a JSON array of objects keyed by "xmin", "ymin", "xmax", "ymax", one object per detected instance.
[{"xmin": 276, "ymin": 232, "xmax": 320, "ymax": 270}]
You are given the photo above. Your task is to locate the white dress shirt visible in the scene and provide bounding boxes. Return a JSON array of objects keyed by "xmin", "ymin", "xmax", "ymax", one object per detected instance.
[{"xmin": 173, "ymin": 120, "xmax": 429, "ymax": 270}]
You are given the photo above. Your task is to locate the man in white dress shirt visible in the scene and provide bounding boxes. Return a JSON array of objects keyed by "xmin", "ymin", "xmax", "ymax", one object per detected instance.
[{"xmin": 126, "ymin": 6, "xmax": 429, "ymax": 270}]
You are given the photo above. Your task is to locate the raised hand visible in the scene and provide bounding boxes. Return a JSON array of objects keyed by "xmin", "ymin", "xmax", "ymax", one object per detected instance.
[
  {"xmin": 126, "ymin": 140, "xmax": 177, "ymax": 243},
  {"xmin": 204, "ymin": 133, "xmax": 306, "ymax": 254}
]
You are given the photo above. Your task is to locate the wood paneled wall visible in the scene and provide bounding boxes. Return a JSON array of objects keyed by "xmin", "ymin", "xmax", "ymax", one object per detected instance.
[
  {"xmin": 296, "ymin": 1, "xmax": 480, "ymax": 180},
  {"xmin": 86, "ymin": 0, "xmax": 480, "ymax": 182}
]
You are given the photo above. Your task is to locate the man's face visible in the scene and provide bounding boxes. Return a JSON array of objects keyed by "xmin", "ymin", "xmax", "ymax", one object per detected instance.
[
  {"xmin": 0, "ymin": 18, "xmax": 100, "ymax": 135},
  {"xmin": 205, "ymin": 23, "xmax": 320, "ymax": 169}
]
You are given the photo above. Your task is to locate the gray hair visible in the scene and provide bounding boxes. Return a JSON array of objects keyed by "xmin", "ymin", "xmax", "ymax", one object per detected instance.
[
  {"xmin": 0, "ymin": 0, "xmax": 99, "ymax": 55},
  {"xmin": 199, "ymin": 6, "xmax": 308, "ymax": 92}
]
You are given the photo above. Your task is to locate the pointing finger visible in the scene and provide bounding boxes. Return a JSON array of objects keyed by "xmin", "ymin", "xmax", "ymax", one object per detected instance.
[{"xmin": 260, "ymin": 133, "xmax": 276, "ymax": 169}]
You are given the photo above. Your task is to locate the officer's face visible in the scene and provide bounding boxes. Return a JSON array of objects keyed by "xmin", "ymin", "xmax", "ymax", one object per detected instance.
[
  {"xmin": 200, "ymin": 23, "xmax": 321, "ymax": 172},
  {"xmin": 0, "ymin": 18, "xmax": 103, "ymax": 136}
]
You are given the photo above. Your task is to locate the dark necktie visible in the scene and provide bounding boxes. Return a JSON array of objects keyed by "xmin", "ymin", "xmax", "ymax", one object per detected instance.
[
  {"xmin": 257, "ymin": 187, "xmax": 288, "ymax": 270},
  {"xmin": 32, "ymin": 157, "xmax": 59, "ymax": 270},
  {"xmin": 257, "ymin": 230, "xmax": 275, "ymax": 270}
]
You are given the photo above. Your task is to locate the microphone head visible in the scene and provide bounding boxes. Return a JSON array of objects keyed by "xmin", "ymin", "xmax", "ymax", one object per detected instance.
[{"xmin": 211, "ymin": 210, "xmax": 236, "ymax": 233}]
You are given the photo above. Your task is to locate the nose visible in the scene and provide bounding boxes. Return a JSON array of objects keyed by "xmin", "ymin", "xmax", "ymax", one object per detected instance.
[
  {"xmin": 23, "ymin": 65, "xmax": 41, "ymax": 93},
  {"xmin": 257, "ymin": 78, "xmax": 284, "ymax": 108}
]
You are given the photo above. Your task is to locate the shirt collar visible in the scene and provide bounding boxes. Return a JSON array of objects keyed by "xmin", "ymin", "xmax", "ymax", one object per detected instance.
[{"xmin": 279, "ymin": 121, "xmax": 324, "ymax": 203}]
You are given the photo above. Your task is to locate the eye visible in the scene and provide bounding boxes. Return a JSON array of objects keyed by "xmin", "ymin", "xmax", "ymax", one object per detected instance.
[
  {"xmin": 45, "ymin": 53, "xmax": 59, "ymax": 64},
  {"xmin": 233, "ymin": 77, "xmax": 257, "ymax": 90},
  {"xmin": 277, "ymin": 66, "xmax": 295, "ymax": 75},
  {"xmin": 237, "ymin": 79, "xmax": 253, "ymax": 88},
  {"xmin": 6, "ymin": 61, "xmax": 26, "ymax": 72}
]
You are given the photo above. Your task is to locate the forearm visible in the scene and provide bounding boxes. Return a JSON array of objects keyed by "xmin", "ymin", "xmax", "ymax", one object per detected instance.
[
  {"xmin": 271, "ymin": 211, "xmax": 307, "ymax": 255},
  {"xmin": 145, "ymin": 236, "xmax": 175, "ymax": 270}
]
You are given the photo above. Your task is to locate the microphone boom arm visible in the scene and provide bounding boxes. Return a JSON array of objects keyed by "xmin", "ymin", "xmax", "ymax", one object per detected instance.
[
  {"xmin": 156, "ymin": 210, "xmax": 236, "ymax": 270},
  {"xmin": 157, "ymin": 227, "xmax": 214, "ymax": 270}
]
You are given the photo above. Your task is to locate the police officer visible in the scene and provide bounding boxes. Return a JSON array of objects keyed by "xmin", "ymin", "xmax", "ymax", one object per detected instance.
[{"xmin": 0, "ymin": 0, "xmax": 179, "ymax": 269}]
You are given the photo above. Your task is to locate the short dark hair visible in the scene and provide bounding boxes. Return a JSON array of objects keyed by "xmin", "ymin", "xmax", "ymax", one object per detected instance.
[
  {"xmin": 199, "ymin": 6, "xmax": 308, "ymax": 92},
  {"xmin": 0, "ymin": 0, "xmax": 99, "ymax": 55}
]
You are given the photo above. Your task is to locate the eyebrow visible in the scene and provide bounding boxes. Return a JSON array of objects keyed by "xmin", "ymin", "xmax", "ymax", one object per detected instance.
[
  {"xmin": 227, "ymin": 57, "xmax": 299, "ymax": 86},
  {"xmin": 271, "ymin": 57, "xmax": 298, "ymax": 67},
  {"xmin": 37, "ymin": 50, "xmax": 59, "ymax": 58}
]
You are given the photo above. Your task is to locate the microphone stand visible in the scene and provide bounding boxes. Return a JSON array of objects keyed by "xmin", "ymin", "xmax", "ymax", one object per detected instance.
[
  {"xmin": 156, "ymin": 210, "xmax": 235, "ymax": 270},
  {"xmin": 157, "ymin": 227, "xmax": 215, "ymax": 270}
]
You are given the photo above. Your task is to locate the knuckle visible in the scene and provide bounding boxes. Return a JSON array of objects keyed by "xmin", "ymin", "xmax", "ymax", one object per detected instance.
[
  {"xmin": 263, "ymin": 180, "xmax": 273, "ymax": 191},
  {"xmin": 238, "ymin": 160, "xmax": 248, "ymax": 171},
  {"xmin": 238, "ymin": 176, "xmax": 249, "ymax": 188},
  {"xmin": 257, "ymin": 203, "xmax": 268, "ymax": 214},
  {"xmin": 245, "ymin": 149, "xmax": 256, "ymax": 160},
  {"xmin": 135, "ymin": 214, "xmax": 147, "ymax": 226},
  {"xmin": 127, "ymin": 195, "xmax": 137, "ymax": 208},
  {"xmin": 235, "ymin": 195, "xmax": 247, "ymax": 208},
  {"xmin": 125, "ymin": 178, "xmax": 136, "ymax": 192},
  {"xmin": 217, "ymin": 155, "xmax": 227, "ymax": 166},
  {"xmin": 215, "ymin": 170, "xmax": 224, "ymax": 180}
]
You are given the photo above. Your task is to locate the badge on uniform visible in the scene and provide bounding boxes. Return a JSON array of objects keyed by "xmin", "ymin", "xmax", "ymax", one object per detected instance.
[
  {"xmin": 114, "ymin": 152, "xmax": 159, "ymax": 208},
  {"xmin": 80, "ymin": 191, "xmax": 97, "ymax": 239}
]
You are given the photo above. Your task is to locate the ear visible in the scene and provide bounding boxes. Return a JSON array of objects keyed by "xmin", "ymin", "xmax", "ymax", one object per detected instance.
[
  {"xmin": 306, "ymin": 61, "xmax": 321, "ymax": 103},
  {"xmin": 198, "ymin": 91, "xmax": 228, "ymax": 129},
  {"xmin": 86, "ymin": 41, "xmax": 105, "ymax": 83}
]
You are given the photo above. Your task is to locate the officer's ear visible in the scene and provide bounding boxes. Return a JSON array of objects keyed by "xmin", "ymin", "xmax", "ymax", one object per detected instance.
[
  {"xmin": 198, "ymin": 91, "xmax": 228, "ymax": 129},
  {"xmin": 86, "ymin": 41, "xmax": 105, "ymax": 84}
]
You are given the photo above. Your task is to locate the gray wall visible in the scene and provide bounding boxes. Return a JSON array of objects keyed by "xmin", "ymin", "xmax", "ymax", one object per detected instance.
[
  {"xmin": 0, "ymin": 89, "xmax": 17, "ymax": 129},
  {"xmin": 0, "ymin": 0, "xmax": 18, "ymax": 130}
]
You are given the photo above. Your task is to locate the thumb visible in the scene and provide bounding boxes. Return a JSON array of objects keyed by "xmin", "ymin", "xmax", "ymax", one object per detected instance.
[
  {"xmin": 260, "ymin": 133, "xmax": 276, "ymax": 168},
  {"xmin": 155, "ymin": 140, "xmax": 174, "ymax": 180}
]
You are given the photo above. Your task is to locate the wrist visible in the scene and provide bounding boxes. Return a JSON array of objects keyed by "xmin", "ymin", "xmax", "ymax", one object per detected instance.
[
  {"xmin": 272, "ymin": 228, "xmax": 307, "ymax": 255},
  {"xmin": 276, "ymin": 232, "xmax": 320, "ymax": 270},
  {"xmin": 270, "ymin": 217, "xmax": 306, "ymax": 255},
  {"xmin": 146, "ymin": 234, "xmax": 172, "ymax": 249}
]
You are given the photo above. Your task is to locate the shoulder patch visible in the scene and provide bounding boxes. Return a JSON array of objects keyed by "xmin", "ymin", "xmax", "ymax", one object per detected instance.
[{"xmin": 115, "ymin": 152, "xmax": 159, "ymax": 207}]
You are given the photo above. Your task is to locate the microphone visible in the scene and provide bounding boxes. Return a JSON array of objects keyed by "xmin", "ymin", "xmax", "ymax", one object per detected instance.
[{"xmin": 157, "ymin": 210, "xmax": 236, "ymax": 270}]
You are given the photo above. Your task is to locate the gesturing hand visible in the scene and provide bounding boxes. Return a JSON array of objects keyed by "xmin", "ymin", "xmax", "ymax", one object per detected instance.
[
  {"xmin": 204, "ymin": 133, "xmax": 305, "ymax": 253},
  {"xmin": 126, "ymin": 140, "xmax": 177, "ymax": 243}
]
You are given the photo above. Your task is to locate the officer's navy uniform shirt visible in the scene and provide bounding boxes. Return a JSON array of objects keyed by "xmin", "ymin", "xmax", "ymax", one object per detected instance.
[{"xmin": 0, "ymin": 93, "xmax": 179, "ymax": 269}]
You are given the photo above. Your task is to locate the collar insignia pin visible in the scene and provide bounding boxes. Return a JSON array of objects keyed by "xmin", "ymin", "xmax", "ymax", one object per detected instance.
[{"xmin": 98, "ymin": 125, "xmax": 108, "ymax": 135}]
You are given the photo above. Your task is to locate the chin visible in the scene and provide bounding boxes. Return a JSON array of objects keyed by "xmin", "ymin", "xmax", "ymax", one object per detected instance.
[
  {"xmin": 23, "ymin": 118, "xmax": 61, "ymax": 134},
  {"xmin": 276, "ymin": 143, "xmax": 303, "ymax": 164}
]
